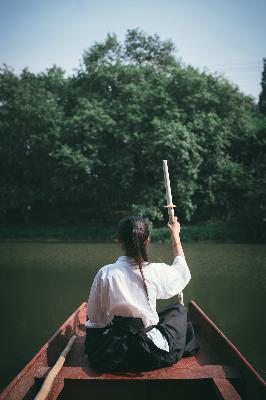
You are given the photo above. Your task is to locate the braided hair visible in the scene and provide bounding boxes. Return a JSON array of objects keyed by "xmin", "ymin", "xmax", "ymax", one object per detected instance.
[{"xmin": 118, "ymin": 216, "xmax": 150, "ymax": 300}]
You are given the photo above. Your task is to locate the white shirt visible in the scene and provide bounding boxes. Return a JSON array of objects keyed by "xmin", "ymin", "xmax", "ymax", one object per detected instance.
[{"xmin": 85, "ymin": 255, "xmax": 191, "ymax": 352}]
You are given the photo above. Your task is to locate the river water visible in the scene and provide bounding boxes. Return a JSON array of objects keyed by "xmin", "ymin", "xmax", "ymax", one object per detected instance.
[{"xmin": 0, "ymin": 242, "xmax": 265, "ymax": 391}]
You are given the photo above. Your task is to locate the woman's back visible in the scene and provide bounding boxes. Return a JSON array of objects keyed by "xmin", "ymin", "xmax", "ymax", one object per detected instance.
[
  {"xmin": 86, "ymin": 254, "xmax": 191, "ymax": 329},
  {"xmin": 85, "ymin": 216, "xmax": 199, "ymax": 372}
]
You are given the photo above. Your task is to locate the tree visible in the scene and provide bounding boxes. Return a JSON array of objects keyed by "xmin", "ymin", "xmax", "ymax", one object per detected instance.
[
  {"xmin": 78, "ymin": 32, "xmax": 200, "ymax": 221},
  {"xmin": 0, "ymin": 30, "xmax": 264, "ymax": 232},
  {"xmin": 258, "ymin": 58, "xmax": 266, "ymax": 115},
  {"xmin": 0, "ymin": 66, "xmax": 64, "ymax": 222}
]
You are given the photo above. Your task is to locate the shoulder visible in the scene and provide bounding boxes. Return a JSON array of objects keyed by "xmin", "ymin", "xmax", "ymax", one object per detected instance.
[
  {"xmin": 146, "ymin": 256, "xmax": 187, "ymax": 269},
  {"xmin": 143, "ymin": 261, "xmax": 169, "ymax": 277},
  {"xmin": 144, "ymin": 257, "xmax": 188, "ymax": 278},
  {"xmin": 97, "ymin": 262, "xmax": 124, "ymax": 279},
  {"xmin": 145, "ymin": 261, "xmax": 169, "ymax": 269}
]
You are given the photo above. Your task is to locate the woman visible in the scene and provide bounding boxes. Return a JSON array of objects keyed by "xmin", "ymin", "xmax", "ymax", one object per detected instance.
[{"xmin": 84, "ymin": 216, "xmax": 198, "ymax": 372}]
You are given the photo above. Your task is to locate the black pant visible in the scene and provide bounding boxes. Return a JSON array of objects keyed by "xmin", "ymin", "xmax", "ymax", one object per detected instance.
[{"xmin": 85, "ymin": 304, "xmax": 199, "ymax": 372}]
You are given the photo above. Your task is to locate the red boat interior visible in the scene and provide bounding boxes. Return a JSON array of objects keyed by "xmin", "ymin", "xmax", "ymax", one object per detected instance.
[
  {"xmin": 28, "ymin": 303, "xmax": 243, "ymax": 399},
  {"xmin": 2, "ymin": 302, "xmax": 265, "ymax": 400}
]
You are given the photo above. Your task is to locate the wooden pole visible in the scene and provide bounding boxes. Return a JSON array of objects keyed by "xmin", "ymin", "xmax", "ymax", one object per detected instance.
[{"xmin": 35, "ymin": 334, "xmax": 77, "ymax": 400}]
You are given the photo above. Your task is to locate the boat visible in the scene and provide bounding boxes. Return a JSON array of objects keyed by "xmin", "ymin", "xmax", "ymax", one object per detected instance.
[{"xmin": 1, "ymin": 301, "xmax": 265, "ymax": 400}]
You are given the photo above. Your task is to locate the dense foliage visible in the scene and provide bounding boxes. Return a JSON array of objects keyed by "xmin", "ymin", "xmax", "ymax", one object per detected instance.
[
  {"xmin": 259, "ymin": 58, "xmax": 266, "ymax": 115},
  {"xmin": 0, "ymin": 30, "xmax": 265, "ymax": 239}
]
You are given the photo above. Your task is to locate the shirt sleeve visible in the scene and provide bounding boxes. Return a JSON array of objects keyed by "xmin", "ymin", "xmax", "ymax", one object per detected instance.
[
  {"xmin": 86, "ymin": 270, "xmax": 107, "ymax": 328},
  {"xmin": 154, "ymin": 256, "xmax": 191, "ymax": 299}
]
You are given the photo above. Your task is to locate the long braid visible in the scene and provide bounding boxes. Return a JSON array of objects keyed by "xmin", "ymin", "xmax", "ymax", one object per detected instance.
[
  {"xmin": 132, "ymin": 227, "xmax": 149, "ymax": 301},
  {"xmin": 118, "ymin": 216, "xmax": 150, "ymax": 301}
]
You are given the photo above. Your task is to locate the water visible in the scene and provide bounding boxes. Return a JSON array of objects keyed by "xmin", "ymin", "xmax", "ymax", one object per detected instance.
[{"xmin": 0, "ymin": 242, "xmax": 265, "ymax": 391}]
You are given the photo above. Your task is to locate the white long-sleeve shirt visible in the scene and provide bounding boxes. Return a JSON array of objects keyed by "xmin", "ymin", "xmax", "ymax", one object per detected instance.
[{"xmin": 85, "ymin": 255, "xmax": 191, "ymax": 351}]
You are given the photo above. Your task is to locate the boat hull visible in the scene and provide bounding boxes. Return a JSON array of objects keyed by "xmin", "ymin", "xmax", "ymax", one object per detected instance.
[{"xmin": 1, "ymin": 301, "xmax": 265, "ymax": 399}]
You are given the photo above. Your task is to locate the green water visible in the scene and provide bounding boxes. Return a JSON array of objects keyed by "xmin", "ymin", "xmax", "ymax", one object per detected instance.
[{"xmin": 0, "ymin": 242, "xmax": 265, "ymax": 391}]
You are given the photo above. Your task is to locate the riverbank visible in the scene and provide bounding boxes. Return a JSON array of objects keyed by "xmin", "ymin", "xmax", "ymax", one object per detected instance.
[{"xmin": 0, "ymin": 223, "xmax": 252, "ymax": 243}]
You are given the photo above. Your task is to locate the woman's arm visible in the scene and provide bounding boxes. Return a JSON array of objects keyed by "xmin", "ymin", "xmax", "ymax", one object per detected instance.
[
  {"xmin": 168, "ymin": 217, "xmax": 185, "ymax": 258},
  {"xmin": 153, "ymin": 218, "xmax": 190, "ymax": 300}
]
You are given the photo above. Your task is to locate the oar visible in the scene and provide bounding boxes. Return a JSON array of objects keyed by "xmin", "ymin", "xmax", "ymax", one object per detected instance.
[{"xmin": 35, "ymin": 334, "xmax": 77, "ymax": 400}]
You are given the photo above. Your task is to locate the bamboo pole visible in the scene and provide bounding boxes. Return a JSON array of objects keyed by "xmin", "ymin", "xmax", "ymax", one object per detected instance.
[{"xmin": 35, "ymin": 334, "xmax": 77, "ymax": 400}]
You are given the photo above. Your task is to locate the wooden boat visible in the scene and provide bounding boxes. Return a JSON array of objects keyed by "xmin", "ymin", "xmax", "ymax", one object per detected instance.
[{"xmin": 1, "ymin": 301, "xmax": 265, "ymax": 400}]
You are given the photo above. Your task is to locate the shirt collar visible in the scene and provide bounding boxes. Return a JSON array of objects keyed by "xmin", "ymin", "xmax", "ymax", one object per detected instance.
[
  {"xmin": 116, "ymin": 256, "xmax": 149, "ymax": 267},
  {"xmin": 116, "ymin": 256, "xmax": 134, "ymax": 263}
]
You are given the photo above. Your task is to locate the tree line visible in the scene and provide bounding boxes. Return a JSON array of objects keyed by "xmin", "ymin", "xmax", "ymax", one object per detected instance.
[{"xmin": 0, "ymin": 30, "xmax": 265, "ymax": 239}]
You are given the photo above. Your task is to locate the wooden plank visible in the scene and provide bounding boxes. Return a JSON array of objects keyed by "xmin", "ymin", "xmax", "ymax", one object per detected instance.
[
  {"xmin": 36, "ymin": 365, "xmax": 240, "ymax": 381},
  {"xmin": 213, "ymin": 378, "xmax": 241, "ymax": 400}
]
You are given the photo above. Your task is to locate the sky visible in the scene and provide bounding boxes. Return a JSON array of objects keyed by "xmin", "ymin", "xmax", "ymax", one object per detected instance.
[{"xmin": 0, "ymin": 0, "xmax": 265, "ymax": 101}]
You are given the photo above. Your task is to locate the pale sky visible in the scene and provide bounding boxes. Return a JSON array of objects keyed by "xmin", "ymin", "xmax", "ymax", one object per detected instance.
[{"xmin": 0, "ymin": 0, "xmax": 265, "ymax": 101}]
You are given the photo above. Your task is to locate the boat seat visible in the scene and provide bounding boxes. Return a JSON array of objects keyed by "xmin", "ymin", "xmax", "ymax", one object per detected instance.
[
  {"xmin": 35, "ymin": 363, "xmax": 241, "ymax": 400},
  {"xmin": 36, "ymin": 363, "xmax": 240, "ymax": 380}
]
